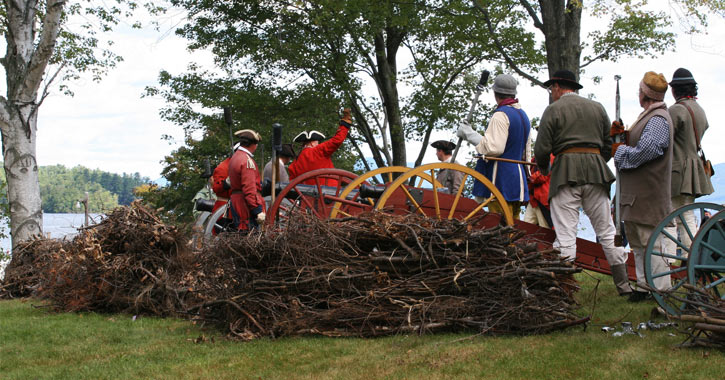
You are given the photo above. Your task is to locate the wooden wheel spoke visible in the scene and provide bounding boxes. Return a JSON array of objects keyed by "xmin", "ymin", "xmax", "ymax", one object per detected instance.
[
  {"xmin": 651, "ymin": 265, "xmax": 686, "ymax": 279},
  {"xmin": 651, "ymin": 250, "xmax": 688, "ymax": 262},
  {"xmin": 660, "ymin": 228, "xmax": 691, "ymax": 254},
  {"xmin": 701, "ymin": 241, "xmax": 725, "ymax": 260},
  {"xmin": 703, "ymin": 274, "xmax": 725, "ymax": 292},
  {"xmin": 448, "ymin": 173, "xmax": 469, "ymax": 219},
  {"xmin": 401, "ymin": 186, "xmax": 426, "ymax": 216},
  {"xmin": 430, "ymin": 169, "xmax": 441, "ymax": 219},
  {"xmin": 464, "ymin": 196, "xmax": 492, "ymax": 221},
  {"xmin": 677, "ymin": 213, "xmax": 695, "ymax": 241}
]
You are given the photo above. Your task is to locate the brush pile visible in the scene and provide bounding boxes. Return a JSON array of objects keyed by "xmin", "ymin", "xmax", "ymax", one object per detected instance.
[
  {"xmin": 663, "ymin": 284, "xmax": 725, "ymax": 348},
  {"xmin": 1, "ymin": 203, "xmax": 586, "ymax": 339},
  {"xmin": 185, "ymin": 211, "xmax": 585, "ymax": 339},
  {"xmin": 0, "ymin": 201, "xmax": 191, "ymax": 314}
]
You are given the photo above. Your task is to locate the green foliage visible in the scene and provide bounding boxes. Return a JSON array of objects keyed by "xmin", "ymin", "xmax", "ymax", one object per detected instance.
[
  {"xmin": 142, "ymin": 69, "xmax": 359, "ymax": 222},
  {"xmin": 0, "ymin": 165, "xmax": 150, "ymax": 214},
  {"xmin": 0, "ymin": 1, "xmax": 166, "ymax": 96}
]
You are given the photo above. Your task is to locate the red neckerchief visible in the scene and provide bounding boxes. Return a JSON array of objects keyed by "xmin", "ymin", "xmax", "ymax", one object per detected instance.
[
  {"xmin": 676, "ymin": 95, "xmax": 697, "ymax": 101},
  {"xmin": 497, "ymin": 98, "xmax": 519, "ymax": 107}
]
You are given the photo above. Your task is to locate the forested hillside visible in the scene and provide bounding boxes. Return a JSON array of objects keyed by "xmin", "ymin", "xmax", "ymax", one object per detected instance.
[{"xmin": 0, "ymin": 165, "xmax": 150, "ymax": 213}]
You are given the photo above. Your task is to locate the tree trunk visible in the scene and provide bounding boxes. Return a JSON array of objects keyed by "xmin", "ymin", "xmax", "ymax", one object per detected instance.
[
  {"xmin": 1, "ymin": 0, "xmax": 66, "ymax": 248},
  {"xmin": 538, "ymin": 0, "xmax": 583, "ymax": 78},
  {"xmin": 373, "ymin": 28, "xmax": 407, "ymax": 167},
  {"xmin": 1, "ymin": 105, "xmax": 42, "ymax": 246}
]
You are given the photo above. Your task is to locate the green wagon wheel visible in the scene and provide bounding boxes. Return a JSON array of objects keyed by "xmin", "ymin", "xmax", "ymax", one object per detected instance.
[
  {"xmin": 687, "ymin": 209, "xmax": 725, "ymax": 311},
  {"xmin": 645, "ymin": 202, "xmax": 724, "ymax": 316}
]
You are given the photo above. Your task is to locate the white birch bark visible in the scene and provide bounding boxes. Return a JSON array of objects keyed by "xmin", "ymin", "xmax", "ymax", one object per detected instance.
[{"xmin": 1, "ymin": 0, "xmax": 66, "ymax": 247}]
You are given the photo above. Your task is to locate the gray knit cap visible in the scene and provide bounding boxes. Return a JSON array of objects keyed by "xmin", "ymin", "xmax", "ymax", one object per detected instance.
[{"xmin": 492, "ymin": 74, "xmax": 517, "ymax": 95}]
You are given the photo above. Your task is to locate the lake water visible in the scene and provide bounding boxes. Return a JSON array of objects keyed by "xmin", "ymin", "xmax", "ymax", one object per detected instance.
[{"xmin": 0, "ymin": 213, "xmax": 103, "ymax": 279}]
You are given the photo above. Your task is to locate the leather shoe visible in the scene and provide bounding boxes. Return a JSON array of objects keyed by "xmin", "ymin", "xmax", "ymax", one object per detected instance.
[{"xmin": 627, "ymin": 291, "xmax": 651, "ymax": 302}]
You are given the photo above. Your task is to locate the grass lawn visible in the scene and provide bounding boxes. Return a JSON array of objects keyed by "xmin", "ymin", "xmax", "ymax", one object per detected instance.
[{"xmin": 1, "ymin": 271, "xmax": 723, "ymax": 380}]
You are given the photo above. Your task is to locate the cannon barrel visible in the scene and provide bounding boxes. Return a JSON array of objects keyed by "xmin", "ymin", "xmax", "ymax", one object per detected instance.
[
  {"xmin": 261, "ymin": 180, "xmax": 386, "ymax": 201},
  {"xmin": 194, "ymin": 198, "xmax": 215, "ymax": 213}
]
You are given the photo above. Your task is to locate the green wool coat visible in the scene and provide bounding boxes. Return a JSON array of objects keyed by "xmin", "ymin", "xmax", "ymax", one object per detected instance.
[
  {"xmin": 534, "ymin": 93, "xmax": 615, "ymax": 200},
  {"xmin": 668, "ymin": 98, "xmax": 714, "ymax": 198}
]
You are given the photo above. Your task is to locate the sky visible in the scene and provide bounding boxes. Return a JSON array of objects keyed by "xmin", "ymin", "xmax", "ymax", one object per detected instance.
[{"xmin": 23, "ymin": 7, "xmax": 725, "ymax": 181}]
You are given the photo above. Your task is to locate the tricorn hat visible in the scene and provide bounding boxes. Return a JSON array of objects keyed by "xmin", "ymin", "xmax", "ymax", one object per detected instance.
[
  {"xmin": 279, "ymin": 143, "xmax": 296, "ymax": 158},
  {"xmin": 542, "ymin": 69, "xmax": 583, "ymax": 90},
  {"xmin": 293, "ymin": 130, "xmax": 326, "ymax": 143},
  {"xmin": 431, "ymin": 140, "xmax": 456, "ymax": 153},
  {"xmin": 234, "ymin": 129, "xmax": 261, "ymax": 143},
  {"xmin": 669, "ymin": 67, "xmax": 697, "ymax": 86}
]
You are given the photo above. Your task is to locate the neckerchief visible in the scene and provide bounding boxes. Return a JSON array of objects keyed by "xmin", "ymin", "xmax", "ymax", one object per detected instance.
[{"xmin": 497, "ymin": 98, "xmax": 519, "ymax": 107}]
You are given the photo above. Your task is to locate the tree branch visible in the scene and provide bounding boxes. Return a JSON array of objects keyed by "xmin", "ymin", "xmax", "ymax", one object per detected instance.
[
  {"xmin": 519, "ymin": 0, "xmax": 543, "ymax": 29},
  {"xmin": 473, "ymin": 0, "xmax": 546, "ymax": 87},
  {"xmin": 26, "ymin": 0, "xmax": 66, "ymax": 96}
]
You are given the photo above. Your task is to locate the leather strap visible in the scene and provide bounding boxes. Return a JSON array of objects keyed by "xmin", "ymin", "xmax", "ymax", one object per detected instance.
[
  {"xmin": 216, "ymin": 196, "xmax": 229, "ymax": 202},
  {"xmin": 231, "ymin": 189, "xmax": 243, "ymax": 194},
  {"xmin": 558, "ymin": 147, "xmax": 600, "ymax": 155},
  {"xmin": 678, "ymin": 101, "xmax": 701, "ymax": 149}
]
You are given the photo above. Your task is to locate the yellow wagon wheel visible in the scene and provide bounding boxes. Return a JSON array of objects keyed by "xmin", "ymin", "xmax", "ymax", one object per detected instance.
[
  {"xmin": 373, "ymin": 162, "xmax": 513, "ymax": 226},
  {"xmin": 329, "ymin": 166, "xmax": 442, "ymax": 218}
]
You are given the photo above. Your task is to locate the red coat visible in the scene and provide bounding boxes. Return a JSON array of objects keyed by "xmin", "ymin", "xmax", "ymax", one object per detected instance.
[
  {"xmin": 211, "ymin": 157, "xmax": 232, "ymax": 212},
  {"xmin": 228, "ymin": 148, "xmax": 264, "ymax": 230},
  {"xmin": 288, "ymin": 124, "xmax": 349, "ymax": 186},
  {"xmin": 528, "ymin": 155, "xmax": 554, "ymax": 208}
]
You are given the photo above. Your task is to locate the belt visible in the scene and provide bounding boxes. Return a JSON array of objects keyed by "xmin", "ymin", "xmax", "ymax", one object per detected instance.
[
  {"xmin": 216, "ymin": 196, "xmax": 229, "ymax": 202},
  {"xmin": 231, "ymin": 190, "xmax": 243, "ymax": 194},
  {"xmin": 558, "ymin": 147, "xmax": 600, "ymax": 155}
]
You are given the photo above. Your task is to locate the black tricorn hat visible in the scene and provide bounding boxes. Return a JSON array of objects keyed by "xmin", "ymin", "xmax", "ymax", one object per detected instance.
[
  {"xmin": 279, "ymin": 143, "xmax": 296, "ymax": 158},
  {"xmin": 669, "ymin": 67, "xmax": 697, "ymax": 85},
  {"xmin": 431, "ymin": 140, "xmax": 456, "ymax": 152},
  {"xmin": 293, "ymin": 130, "xmax": 326, "ymax": 143},
  {"xmin": 543, "ymin": 69, "xmax": 583, "ymax": 90}
]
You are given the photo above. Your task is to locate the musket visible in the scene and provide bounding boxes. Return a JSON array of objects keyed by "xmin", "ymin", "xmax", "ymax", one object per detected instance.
[
  {"xmin": 451, "ymin": 70, "xmax": 490, "ymax": 163},
  {"xmin": 613, "ymin": 75, "xmax": 624, "ymax": 247},
  {"xmin": 271, "ymin": 123, "xmax": 282, "ymax": 205},
  {"xmin": 223, "ymin": 107, "xmax": 235, "ymax": 157},
  {"xmin": 473, "ymin": 155, "xmax": 536, "ymax": 166}
]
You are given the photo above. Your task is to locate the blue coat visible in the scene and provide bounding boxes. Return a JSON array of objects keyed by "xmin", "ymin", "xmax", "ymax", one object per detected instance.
[{"xmin": 473, "ymin": 105, "xmax": 531, "ymax": 202}]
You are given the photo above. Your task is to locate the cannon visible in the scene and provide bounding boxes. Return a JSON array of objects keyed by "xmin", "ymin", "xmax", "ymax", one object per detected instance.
[
  {"xmin": 196, "ymin": 162, "xmax": 725, "ymax": 317},
  {"xmin": 198, "ymin": 163, "xmax": 635, "ymax": 281},
  {"xmin": 643, "ymin": 203, "xmax": 725, "ymax": 315}
]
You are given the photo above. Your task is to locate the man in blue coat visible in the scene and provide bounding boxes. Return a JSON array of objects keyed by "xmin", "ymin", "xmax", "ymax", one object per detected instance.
[{"xmin": 457, "ymin": 74, "xmax": 531, "ymax": 219}]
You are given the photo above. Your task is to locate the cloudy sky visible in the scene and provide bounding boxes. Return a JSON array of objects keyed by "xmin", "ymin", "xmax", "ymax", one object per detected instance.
[{"xmin": 27, "ymin": 7, "xmax": 725, "ymax": 181}]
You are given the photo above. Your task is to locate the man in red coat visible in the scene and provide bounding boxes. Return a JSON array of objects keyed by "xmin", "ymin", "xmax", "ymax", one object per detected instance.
[
  {"xmin": 211, "ymin": 155, "xmax": 232, "ymax": 213},
  {"xmin": 288, "ymin": 108, "xmax": 352, "ymax": 186},
  {"xmin": 228, "ymin": 129, "xmax": 265, "ymax": 231}
]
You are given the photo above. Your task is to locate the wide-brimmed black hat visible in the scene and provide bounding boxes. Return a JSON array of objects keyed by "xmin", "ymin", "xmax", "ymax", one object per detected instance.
[
  {"xmin": 542, "ymin": 69, "xmax": 583, "ymax": 90},
  {"xmin": 669, "ymin": 67, "xmax": 697, "ymax": 86},
  {"xmin": 431, "ymin": 140, "xmax": 456, "ymax": 153},
  {"xmin": 279, "ymin": 143, "xmax": 296, "ymax": 158},
  {"xmin": 293, "ymin": 130, "xmax": 326, "ymax": 143}
]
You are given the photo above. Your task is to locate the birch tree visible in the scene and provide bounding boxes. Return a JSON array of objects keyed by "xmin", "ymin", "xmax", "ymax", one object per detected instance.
[{"xmin": 0, "ymin": 1, "xmax": 159, "ymax": 247}]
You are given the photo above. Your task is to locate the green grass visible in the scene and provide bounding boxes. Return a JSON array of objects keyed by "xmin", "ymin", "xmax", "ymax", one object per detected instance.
[{"xmin": 1, "ymin": 272, "xmax": 723, "ymax": 380}]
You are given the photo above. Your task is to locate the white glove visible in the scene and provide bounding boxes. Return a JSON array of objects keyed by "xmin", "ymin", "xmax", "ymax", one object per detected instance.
[
  {"xmin": 256, "ymin": 212, "xmax": 266, "ymax": 224},
  {"xmin": 456, "ymin": 121, "xmax": 483, "ymax": 146}
]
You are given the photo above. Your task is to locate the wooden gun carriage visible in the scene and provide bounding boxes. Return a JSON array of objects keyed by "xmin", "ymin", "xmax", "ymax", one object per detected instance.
[{"xmin": 196, "ymin": 163, "xmax": 725, "ymax": 316}]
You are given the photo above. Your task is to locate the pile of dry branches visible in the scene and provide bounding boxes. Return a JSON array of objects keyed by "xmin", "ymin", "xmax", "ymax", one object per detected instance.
[
  {"xmin": 1, "ymin": 201, "xmax": 191, "ymax": 314},
  {"xmin": 1, "ymin": 204, "xmax": 586, "ymax": 339},
  {"xmin": 186, "ymin": 211, "xmax": 585, "ymax": 339},
  {"xmin": 663, "ymin": 284, "xmax": 725, "ymax": 348}
]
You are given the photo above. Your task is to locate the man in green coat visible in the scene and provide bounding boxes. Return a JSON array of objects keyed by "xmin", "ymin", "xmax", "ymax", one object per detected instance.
[
  {"xmin": 663, "ymin": 68, "xmax": 714, "ymax": 260},
  {"xmin": 534, "ymin": 69, "xmax": 632, "ymax": 297}
]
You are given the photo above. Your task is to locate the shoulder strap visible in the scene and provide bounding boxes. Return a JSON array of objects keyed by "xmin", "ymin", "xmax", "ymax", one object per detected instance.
[{"xmin": 678, "ymin": 101, "xmax": 701, "ymax": 149}]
